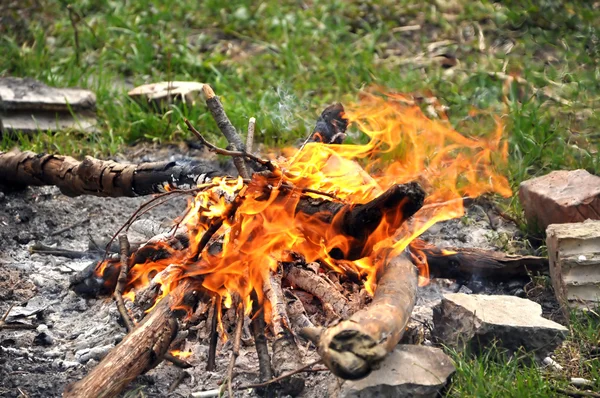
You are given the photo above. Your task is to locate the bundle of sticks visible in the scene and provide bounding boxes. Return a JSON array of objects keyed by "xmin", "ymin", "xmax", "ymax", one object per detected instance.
[{"xmin": 0, "ymin": 85, "xmax": 549, "ymax": 398}]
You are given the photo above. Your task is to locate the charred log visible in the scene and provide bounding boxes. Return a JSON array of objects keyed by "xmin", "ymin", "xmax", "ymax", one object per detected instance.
[
  {"xmin": 294, "ymin": 181, "xmax": 425, "ymax": 259},
  {"xmin": 411, "ymin": 239, "xmax": 549, "ymax": 281},
  {"xmin": 63, "ymin": 278, "xmax": 204, "ymax": 398},
  {"xmin": 308, "ymin": 103, "xmax": 348, "ymax": 145},
  {"xmin": 301, "ymin": 251, "xmax": 417, "ymax": 379},
  {"xmin": 0, "ymin": 149, "xmax": 221, "ymax": 197}
]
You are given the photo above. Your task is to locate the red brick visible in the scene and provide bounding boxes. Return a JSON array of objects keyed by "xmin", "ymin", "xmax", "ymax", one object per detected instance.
[{"xmin": 519, "ymin": 169, "xmax": 600, "ymax": 230}]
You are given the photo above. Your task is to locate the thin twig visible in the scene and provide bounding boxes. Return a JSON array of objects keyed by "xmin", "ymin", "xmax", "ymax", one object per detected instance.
[
  {"xmin": 66, "ymin": 5, "xmax": 80, "ymax": 65},
  {"xmin": 50, "ymin": 217, "xmax": 90, "ymax": 237},
  {"xmin": 552, "ymin": 386, "xmax": 600, "ymax": 398},
  {"xmin": 207, "ymin": 296, "xmax": 220, "ymax": 371},
  {"xmin": 102, "ymin": 186, "xmax": 214, "ymax": 263},
  {"xmin": 239, "ymin": 360, "xmax": 322, "ymax": 390},
  {"xmin": 29, "ymin": 243, "xmax": 91, "ymax": 259},
  {"xmin": 201, "ymin": 85, "xmax": 251, "ymax": 179},
  {"xmin": 190, "ymin": 360, "xmax": 326, "ymax": 397},
  {"xmin": 184, "ymin": 119, "xmax": 276, "ymax": 172},
  {"xmin": 0, "ymin": 304, "xmax": 36, "ymax": 330},
  {"xmin": 246, "ymin": 117, "xmax": 256, "ymax": 153},
  {"xmin": 226, "ymin": 301, "xmax": 245, "ymax": 397},
  {"xmin": 167, "ymin": 370, "xmax": 189, "ymax": 394},
  {"xmin": 114, "ymin": 234, "xmax": 134, "ymax": 332},
  {"xmin": 164, "ymin": 353, "xmax": 192, "ymax": 369}
]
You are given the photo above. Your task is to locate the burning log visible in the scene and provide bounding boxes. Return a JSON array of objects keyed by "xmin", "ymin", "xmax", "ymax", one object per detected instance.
[
  {"xmin": 411, "ymin": 239, "xmax": 548, "ymax": 281},
  {"xmin": 263, "ymin": 268, "xmax": 306, "ymax": 396},
  {"xmin": 301, "ymin": 251, "xmax": 417, "ymax": 380},
  {"xmin": 0, "ymin": 149, "xmax": 220, "ymax": 197},
  {"xmin": 63, "ymin": 278, "xmax": 204, "ymax": 398}
]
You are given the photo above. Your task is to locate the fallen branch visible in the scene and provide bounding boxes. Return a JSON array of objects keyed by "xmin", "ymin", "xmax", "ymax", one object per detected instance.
[
  {"xmin": 301, "ymin": 251, "xmax": 418, "ymax": 379},
  {"xmin": 184, "ymin": 119, "xmax": 276, "ymax": 172},
  {"xmin": 190, "ymin": 360, "xmax": 325, "ymax": 398},
  {"xmin": 63, "ymin": 278, "xmax": 203, "ymax": 398},
  {"xmin": 0, "ymin": 149, "xmax": 221, "ymax": 197},
  {"xmin": 250, "ymin": 297, "xmax": 274, "ymax": 395},
  {"xmin": 226, "ymin": 301, "xmax": 245, "ymax": 397}
]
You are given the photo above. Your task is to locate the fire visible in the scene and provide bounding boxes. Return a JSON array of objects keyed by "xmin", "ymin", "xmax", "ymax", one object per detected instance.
[
  {"xmin": 169, "ymin": 350, "xmax": 192, "ymax": 359},
  {"xmin": 97, "ymin": 90, "xmax": 511, "ymax": 316}
]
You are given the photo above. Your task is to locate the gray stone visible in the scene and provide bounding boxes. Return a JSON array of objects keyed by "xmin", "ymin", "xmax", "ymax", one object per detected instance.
[
  {"xmin": 0, "ymin": 110, "xmax": 97, "ymax": 134},
  {"xmin": 330, "ymin": 345, "xmax": 455, "ymax": 398},
  {"xmin": 0, "ymin": 77, "xmax": 97, "ymax": 133},
  {"xmin": 433, "ymin": 294, "xmax": 568, "ymax": 357},
  {"xmin": 547, "ymin": 220, "xmax": 600, "ymax": 317},
  {"xmin": 0, "ymin": 77, "xmax": 96, "ymax": 112}
]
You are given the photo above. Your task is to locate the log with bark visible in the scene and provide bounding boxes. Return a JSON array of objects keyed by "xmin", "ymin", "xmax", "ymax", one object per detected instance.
[
  {"xmin": 300, "ymin": 250, "xmax": 418, "ymax": 379},
  {"xmin": 63, "ymin": 278, "xmax": 204, "ymax": 398},
  {"xmin": 0, "ymin": 149, "xmax": 221, "ymax": 197}
]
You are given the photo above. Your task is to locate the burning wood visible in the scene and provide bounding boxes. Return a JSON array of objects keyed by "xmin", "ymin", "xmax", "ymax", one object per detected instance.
[
  {"xmin": 2, "ymin": 86, "xmax": 516, "ymax": 397},
  {"xmin": 300, "ymin": 251, "xmax": 417, "ymax": 380},
  {"xmin": 63, "ymin": 278, "xmax": 204, "ymax": 398}
]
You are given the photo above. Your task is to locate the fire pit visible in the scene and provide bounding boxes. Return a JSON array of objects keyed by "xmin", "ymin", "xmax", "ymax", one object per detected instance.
[{"xmin": 1, "ymin": 86, "xmax": 544, "ymax": 398}]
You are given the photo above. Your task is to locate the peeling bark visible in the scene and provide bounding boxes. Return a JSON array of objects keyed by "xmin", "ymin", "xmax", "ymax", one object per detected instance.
[{"xmin": 0, "ymin": 149, "xmax": 221, "ymax": 197}]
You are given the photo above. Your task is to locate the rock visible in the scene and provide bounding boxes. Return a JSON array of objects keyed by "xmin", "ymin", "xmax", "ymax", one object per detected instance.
[
  {"xmin": 547, "ymin": 220, "xmax": 600, "ymax": 317},
  {"xmin": 329, "ymin": 345, "xmax": 455, "ymax": 398},
  {"xmin": 1, "ymin": 111, "xmax": 97, "ymax": 134},
  {"xmin": 128, "ymin": 81, "xmax": 204, "ymax": 105},
  {"xmin": 0, "ymin": 77, "xmax": 96, "ymax": 112},
  {"xmin": 433, "ymin": 293, "xmax": 567, "ymax": 357},
  {"xmin": 0, "ymin": 77, "xmax": 97, "ymax": 133},
  {"xmin": 519, "ymin": 170, "xmax": 600, "ymax": 230}
]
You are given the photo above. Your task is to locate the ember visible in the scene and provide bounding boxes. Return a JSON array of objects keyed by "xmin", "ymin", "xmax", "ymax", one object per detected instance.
[{"xmin": 60, "ymin": 85, "xmax": 511, "ymax": 397}]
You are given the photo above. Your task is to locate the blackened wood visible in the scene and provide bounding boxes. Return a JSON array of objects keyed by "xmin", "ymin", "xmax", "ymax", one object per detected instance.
[
  {"xmin": 0, "ymin": 149, "xmax": 221, "ymax": 197},
  {"xmin": 294, "ymin": 181, "xmax": 425, "ymax": 259},
  {"xmin": 309, "ymin": 103, "xmax": 348, "ymax": 145},
  {"xmin": 411, "ymin": 239, "xmax": 549, "ymax": 281}
]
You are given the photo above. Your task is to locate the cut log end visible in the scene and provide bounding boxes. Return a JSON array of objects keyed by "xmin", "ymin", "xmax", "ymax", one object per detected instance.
[{"xmin": 303, "ymin": 251, "xmax": 417, "ymax": 379}]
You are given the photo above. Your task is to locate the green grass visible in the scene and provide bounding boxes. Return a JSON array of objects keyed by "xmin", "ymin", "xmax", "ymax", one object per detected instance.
[
  {"xmin": 1, "ymin": 1, "xmax": 600, "ymax": 395},
  {"xmin": 448, "ymin": 309, "xmax": 600, "ymax": 397},
  {"xmin": 1, "ymin": 0, "xmax": 598, "ymax": 175}
]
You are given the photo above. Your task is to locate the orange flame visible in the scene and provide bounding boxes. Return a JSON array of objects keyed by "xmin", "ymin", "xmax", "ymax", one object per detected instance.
[
  {"xmin": 169, "ymin": 350, "xmax": 192, "ymax": 359},
  {"xmin": 97, "ymin": 90, "xmax": 511, "ymax": 314}
]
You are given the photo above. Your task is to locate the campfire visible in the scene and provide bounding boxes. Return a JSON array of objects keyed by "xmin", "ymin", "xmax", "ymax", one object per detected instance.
[{"xmin": 1, "ymin": 85, "xmax": 518, "ymax": 397}]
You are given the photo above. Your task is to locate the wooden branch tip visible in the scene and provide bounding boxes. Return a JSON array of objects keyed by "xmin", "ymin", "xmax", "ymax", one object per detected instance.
[{"xmin": 202, "ymin": 84, "xmax": 216, "ymax": 100}]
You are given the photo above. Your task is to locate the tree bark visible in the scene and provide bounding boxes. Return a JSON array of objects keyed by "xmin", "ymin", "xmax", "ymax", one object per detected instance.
[
  {"xmin": 0, "ymin": 149, "xmax": 221, "ymax": 197},
  {"xmin": 300, "ymin": 251, "xmax": 418, "ymax": 380},
  {"xmin": 63, "ymin": 278, "xmax": 203, "ymax": 398}
]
